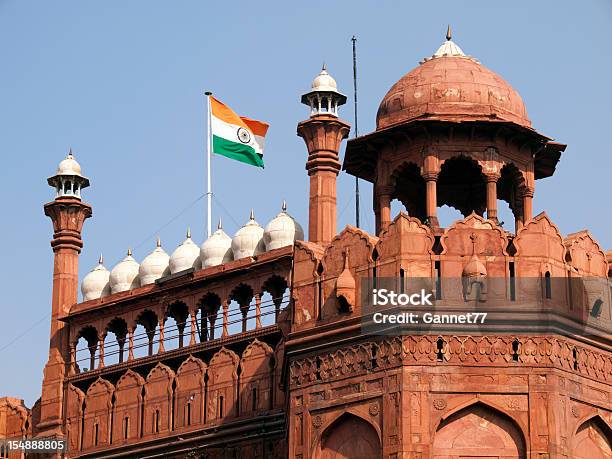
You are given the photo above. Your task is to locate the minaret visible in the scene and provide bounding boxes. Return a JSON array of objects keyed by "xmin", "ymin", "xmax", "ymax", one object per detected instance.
[
  {"xmin": 38, "ymin": 149, "xmax": 92, "ymax": 437},
  {"xmin": 297, "ymin": 64, "xmax": 350, "ymax": 245}
]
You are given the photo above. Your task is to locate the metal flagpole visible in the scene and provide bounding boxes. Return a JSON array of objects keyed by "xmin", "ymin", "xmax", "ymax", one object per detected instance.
[
  {"xmin": 351, "ymin": 36, "xmax": 360, "ymax": 228},
  {"xmin": 205, "ymin": 91, "xmax": 213, "ymax": 237}
]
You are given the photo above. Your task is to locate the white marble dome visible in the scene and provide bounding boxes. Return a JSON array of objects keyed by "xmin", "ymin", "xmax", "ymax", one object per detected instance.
[
  {"xmin": 57, "ymin": 149, "xmax": 83, "ymax": 176},
  {"xmin": 231, "ymin": 210, "xmax": 266, "ymax": 260},
  {"xmin": 139, "ymin": 238, "xmax": 170, "ymax": 285},
  {"xmin": 110, "ymin": 249, "xmax": 140, "ymax": 294},
  {"xmin": 201, "ymin": 220, "xmax": 233, "ymax": 268},
  {"xmin": 311, "ymin": 64, "xmax": 338, "ymax": 92},
  {"xmin": 264, "ymin": 201, "xmax": 304, "ymax": 250},
  {"xmin": 169, "ymin": 229, "xmax": 201, "ymax": 274},
  {"xmin": 81, "ymin": 255, "xmax": 111, "ymax": 301}
]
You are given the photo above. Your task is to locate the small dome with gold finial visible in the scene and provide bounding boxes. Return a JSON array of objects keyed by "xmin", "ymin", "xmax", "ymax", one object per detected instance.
[
  {"xmin": 110, "ymin": 249, "xmax": 140, "ymax": 294},
  {"xmin": 139, "ymin": 238, "xmax": 170, "ymax": 285},
  {"xmin": 201, "ymin": 219, "xmax": 233, "ymax": 268},
  {"xmin": 81, "ymin": 255, "xmax": 111, "ymax": 301},
  {"xmin": 169, "ymin": 228, "xmax": 201, "ymax": 274},
  {"xmin": 264, "ymin": 201, "xmax": 304, "ymax": 250},
  {"xmin": 232, "ymin": 210, "xmax": 265, "ymax": 260}
]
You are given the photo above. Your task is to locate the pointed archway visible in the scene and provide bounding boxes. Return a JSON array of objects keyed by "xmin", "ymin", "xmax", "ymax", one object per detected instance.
[
  {"xmin": 572, "ymin": 415, "xmax": 612, "ymax": 459},
  {"xmin": 315, "ymin": 412, "xmax": 381, "ymax": 459},
  {"xmin": 433, "ymin": 402, "xmax": 526, "ymax": 458}
]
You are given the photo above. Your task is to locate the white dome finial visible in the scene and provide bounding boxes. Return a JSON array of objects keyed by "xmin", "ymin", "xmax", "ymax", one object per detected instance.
[
  {"xmin": 169, "ymin": 229, "xmax": 200, "ymax": 274},
  {"xmin": 264, "ymin": 200, "xmax": 305, "ymax": 251},
  {"xmin": 98, "ymin": 254, "xmax": 104, "ymax": 264},
  {"xmin": 249, "ymin": 209, "xmax": 255, "ymax": 220},
  {"xmin": 217, "ymin": 218, "xmax": 223, "ymax": 230}
]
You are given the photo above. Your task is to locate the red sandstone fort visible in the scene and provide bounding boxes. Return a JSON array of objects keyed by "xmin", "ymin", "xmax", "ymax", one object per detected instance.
[{"xmin": 0, "ymin": 31, "xmax": 610, "ymax": 458}]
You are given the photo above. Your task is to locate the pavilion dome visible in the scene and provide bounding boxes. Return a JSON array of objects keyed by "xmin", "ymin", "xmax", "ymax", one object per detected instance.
[
  {"xmin": 169, "ymin": 229, "xmax": 201, "ymax": 274},
  {"xmin": 201, "ymin": 220, "xmax": 233, "ymax": 268},
  {"xmin": 81, "ymin": 255, "xmax": 111, "ymax": 301},
  {"xmin": 109, "ymin": 249, "xmax": 140, "ymax": 294},
  {"xmin": 376, "ymin": 31, "xmax": 530, "ymax": 131},
  {"xmin": 311, "ymin": 64, "xmax": 338, "ymax": 92},
  {"xmin": 139, "ymin": 238, "xmax": 170, "ymax": 285},
  {"xmin": 56, "ymin": 149, "xmax": 83, "ymax": 176},
  {"xmin": 232, "ymin": 210, "xmax": 265, "ymax": 259},
  {"xmin": 263, "ymin": 201, "xmax": 304, "ymax": 250}
]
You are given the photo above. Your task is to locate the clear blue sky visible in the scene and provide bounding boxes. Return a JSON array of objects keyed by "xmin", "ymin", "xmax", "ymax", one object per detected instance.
[{"xmin": 0, "ymin": 1, "xmax": 610, "ymax": 406}]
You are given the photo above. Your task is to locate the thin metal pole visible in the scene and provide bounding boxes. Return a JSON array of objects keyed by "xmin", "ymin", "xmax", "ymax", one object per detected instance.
[
  {"xmin": 205, "ymin": 91, "xmax": 213, "ymax": 237},
  {"xmin": 351, "ymin": 36, "xmax": 360, "ymax": 228}
]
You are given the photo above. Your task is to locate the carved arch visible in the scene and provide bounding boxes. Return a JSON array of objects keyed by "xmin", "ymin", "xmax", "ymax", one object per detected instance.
[
  {"xmin": 174, "ymin": 355, "xmax": 206, "ymax": 429},
  {"xmin": 313, "ymin": 410, "xmax": 382, "ymax": 459},
  {"xmin": 572, "ymin": 414, "xmax": 612, "ymax": 459},
  {"xmin": 432, "ymin": 399, "xmax": 528, "ymax": 459}
]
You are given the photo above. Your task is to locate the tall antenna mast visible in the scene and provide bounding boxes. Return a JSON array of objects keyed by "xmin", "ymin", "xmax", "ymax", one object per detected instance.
[{"xmin": 351, "ymin": 35, "xmax": 360, "ymax": 228}]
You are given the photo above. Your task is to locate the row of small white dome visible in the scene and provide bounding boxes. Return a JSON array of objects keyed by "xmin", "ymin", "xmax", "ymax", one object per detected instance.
[{"xmin": 81, "ymin": 203, "xmax": 303, "ymax": 301}]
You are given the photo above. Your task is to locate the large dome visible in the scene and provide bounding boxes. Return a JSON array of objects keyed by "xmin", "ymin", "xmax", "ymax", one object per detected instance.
[{"xmin": 376, "ymin": 40, "xmax": 530, "ymax": 130}]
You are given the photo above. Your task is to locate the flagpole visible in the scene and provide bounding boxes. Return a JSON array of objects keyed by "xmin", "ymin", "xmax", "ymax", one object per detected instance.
[{"xmin": 205, "ymin": 91, "xmax": 213, "ymax": 237}]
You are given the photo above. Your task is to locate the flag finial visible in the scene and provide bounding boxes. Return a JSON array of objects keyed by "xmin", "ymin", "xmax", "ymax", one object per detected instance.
[{"xmin": 446, "ymin": 24, "xmax": 452, "ymax": 41}]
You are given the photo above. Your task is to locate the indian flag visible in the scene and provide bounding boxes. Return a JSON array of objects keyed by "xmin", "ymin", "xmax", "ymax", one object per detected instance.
[{"xmin": 210, "ymin": 96, "xmax": 269, "ymax": 168}]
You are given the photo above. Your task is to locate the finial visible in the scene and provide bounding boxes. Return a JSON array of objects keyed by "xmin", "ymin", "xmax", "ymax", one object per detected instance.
[
  {"xmin": 249, "ymin": 208, "xmax": 255, "ymax": 220},
  {"xmin": 217, "ymin": 218, "xmax": 223, "ymax": 230},
  {"xmin": 446, "ymin": 24, "xmax": 452, "ymax": 41},
  {"xmin": 343, "ymin": 248, "xmax": 350, "ymax": 269},
  {"xmin": 127, "ymin": 247, "xmax": 132, "ymax": 257},
  {"xmin": 98, "ymin": 254, "xmax": 104, "ymax": 265},
  {"xmin": 186, "ymin": 227, "xmax": 191, "ymax": 239},
  {"xmin": 68, "ymin": 146, "xmax": 73, "ymax": 158},
  {"xmin": 156, "ymin": 236, "xmax": 161, "ymax": 248},
  {"xmin": 282, "ymin": 200, "xmax": 287, "ymax": 212},
  {"xmin": 322, "ymin": 62, "xmax": 327, "ymax": 72},
  {"xmin": 469, "ymin": 232, "xmax": 477, "ymax": 254}
]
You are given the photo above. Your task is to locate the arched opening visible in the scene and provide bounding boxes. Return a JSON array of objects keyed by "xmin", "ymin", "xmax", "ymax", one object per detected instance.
[
  {"xmin": 437, "ymin": 156, "xmax": 486, "ymax": 217},
  {"xmin": 230, "ymin": 283, "xmax": 255, "ymax": 333},
  {"xmin": 198, "ymin": 292, "xmax": 221, "ymax": 341},
  {"xmin": 262, "ymin": 275, "xmax": 289, "ymax": 323},
  {"xmin": 105, "ymin": 318, "xmax": 128, "ymax": 365},
  {"xmin": 75, "ymin": 326, "xmax": 99, "ymax": 372},
  {"xmin": 166, "ymin": 301, "xmax": 189, "ymax": 349},
  {"xmin": 315, "ymin": 413, "xmax": 381, "ymax": 459},
  {"xmin": 572, "ymin": 416, "xmax": 612, "ymax": 459},
  {"xmin": 391, "ymin": 162, "xmax": 426, "ymax": 222},
  {"xmin": 134, "ymin": 309, "xmax": 158, "ymax": 357},
  {"xmin": 433, "ymin": 402, "xmax": 526, "ymax": 458},
  {"xmin": 498, "ymin": 162, "xmax": 526, "ymax": 232}
]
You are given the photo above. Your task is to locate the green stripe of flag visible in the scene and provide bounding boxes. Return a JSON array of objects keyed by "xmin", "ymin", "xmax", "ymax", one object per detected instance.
[{"xmin": 212, "ymin": 135, "xmax": 264, "ymax": 168}]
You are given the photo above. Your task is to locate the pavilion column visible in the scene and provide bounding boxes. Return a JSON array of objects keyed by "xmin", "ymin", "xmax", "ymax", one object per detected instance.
[
  {"xmin": 127, "ymin": 329, "xmax": 134, "ymax": 361},
  {"xmin": 423, "ymin": 171, "xmax": 439, "ymax": 227},
  {"xmin": 522, "ymin": 186, "xmax": 534, "ymax": 224},
  {"xmin": 98, "ymin": 334, "xmax": 105, "ymax": 369},
  {"xmin": 222, "ymin": 299, "xmax": 229, "ymax": 337},
  {"xmin": 189, "ymin": 310, "xmax": 197, "ymax": 346},
  {"xmin": 157, "ymin": 319, "xmax": 165, "ymax": 354},
  {"xmin": 68, "ymin": 343, "xmax": 76, "ymax": 376},
  {"xmin": 88, "ymin": 341, "xmax": 96, "ymax": 371},
  {"xmin": 117, "ymin": 335, "xmax": 126, "ymax": 363},
  {"xmin": 485, "ymin": 173, "xmax": 500, "ymax": 223},
  {"xmin": 376, "ymin": 186, "xmax": 393, "ymax": 235},
  {"xmin": 255, "ymin": 293, "xmax": 262, "ymax": 329}
]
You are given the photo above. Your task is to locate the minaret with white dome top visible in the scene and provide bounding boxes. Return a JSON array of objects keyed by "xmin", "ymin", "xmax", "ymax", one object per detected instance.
[
  {"xmin": 298, "ymin": 64, "xmax": 350, "ymax": 245},
  {"xmin": 40, "ymin": 148, "xmax": 93, "ymax": 438}
]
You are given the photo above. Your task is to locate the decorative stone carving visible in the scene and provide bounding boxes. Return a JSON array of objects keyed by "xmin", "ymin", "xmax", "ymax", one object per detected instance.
[{"xmin": 433, "ymin": 398, "xmax": 447, "ymax": 410}]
